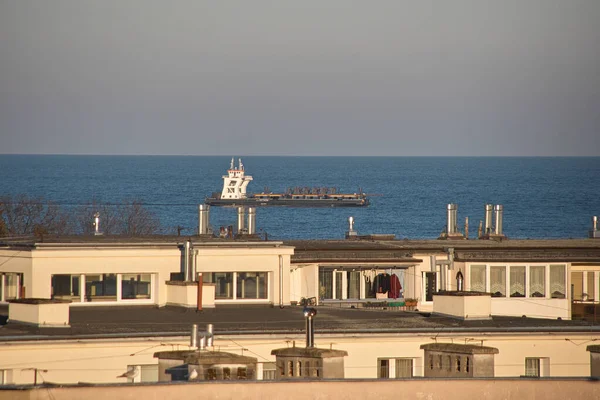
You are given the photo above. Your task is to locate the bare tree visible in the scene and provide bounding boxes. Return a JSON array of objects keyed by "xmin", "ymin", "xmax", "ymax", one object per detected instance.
[
  {"xmin": 117, "ymin": 200, "xmax": 161, "ymax": 235},
  {"xmin": 0, "ymin": 195, "xmax": 73, "ymax": 237}
]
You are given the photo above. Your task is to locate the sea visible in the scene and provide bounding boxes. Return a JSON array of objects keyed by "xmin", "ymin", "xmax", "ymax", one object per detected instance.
[{"xmin": 0, "ymin": 155, "xmax": 599, "ymax": 240}]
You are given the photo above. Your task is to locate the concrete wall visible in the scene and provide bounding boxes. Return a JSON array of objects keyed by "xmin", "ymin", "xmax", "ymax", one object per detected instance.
[
  {"xmin": 165, "ymin": 282, "xmax": 215, "ymax": 308},
  {"xmin": 491, "ymin": 298, "xmax": 569, "ymax": 319},
  {"xmin": 0, "ymin": 331, "xmax": 597, "ymax": 385},
  {"xmin": 433, "ymin": 293, "xmax": 492, "ymax": 320},
  {"xmin": 290, "ymin": 264, "xmax": 318, "ymax": 303},
  {"xmin": 195, "ymin": 246, "xmax": 294, "ymax": 306},
  {"xmin": 2, "ymin": 378, "xmax": 599, "ymax": 400},
  {"xmin": 30, "ymin": 247, "xmax": 181, "ymax": 306},
  {"xmin": 8, "ymin": 302, "xmax": 70, "ymax": 327}
]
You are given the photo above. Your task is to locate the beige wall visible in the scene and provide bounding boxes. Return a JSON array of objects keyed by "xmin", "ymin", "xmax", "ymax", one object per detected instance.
[
  {"xmin": 2, "ymin": 377, "xmax": 600, "ymax": 400},
  {"xmin": 0, "ymin": 250, "xmax": 33, "ymax": 297},
  {"xmin": 195, "ymin": 245, "xmax": 294, "ymax": 306},
  {"xmin": 8, "ymin": 302, "xmax": 70, "ymax": 327},
  {"xmin": 433, "ymin": 294, "xmax": 491, "ymax": 320},
  {"xmin": 290, "ymin": 264, "xmax": 318, "ymax": 303},
  {"xmin": 1, "ymin": 330, "xmax": 598, "ymax": 385}
]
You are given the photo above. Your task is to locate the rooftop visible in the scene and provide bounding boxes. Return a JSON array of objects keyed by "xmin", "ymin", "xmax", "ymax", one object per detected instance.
[{"xmin": 1, "ymin": 305, "xmax": 598, "ymax": 342}]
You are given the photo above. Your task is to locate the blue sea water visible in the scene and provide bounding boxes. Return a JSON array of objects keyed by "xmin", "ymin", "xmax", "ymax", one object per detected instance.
[{"xmin": 0, "ymin": 155, "xmax": 599, "ymax": 240}]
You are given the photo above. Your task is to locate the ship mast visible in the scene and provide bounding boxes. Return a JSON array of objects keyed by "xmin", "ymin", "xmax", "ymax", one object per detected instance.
[{"xmin": 220, "ymin": 157, "xmax": 253, "ymax": 200}]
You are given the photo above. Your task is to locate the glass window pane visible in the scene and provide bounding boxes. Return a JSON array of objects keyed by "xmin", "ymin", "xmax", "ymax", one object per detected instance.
[
  {"xmin": 51, "ymin": 274, "xmax": 80, "ymax": 302},
  {"xmin": 530, "ymin": 266, "xmax": 546, "ymax": 298},
  {"xmin": 378, "ymin": 359, "xmax": 389, "ymax": 378},
  {"xmin": 490, "ymin": 266, "xmax": 506, "ymax": 297},
  {"xmin": 204, "ymin": 273, "xmax": 233, "ymax": 299},
  {"xmin": 550, "ymin": 265, "xmax": 566, "ymax": 299},
  {"xmin": 470, "ymin": 265, "xmax": 486, "ymax": 292},
  {"xmin": 261, "ymin": 362, "xmax": 276, "ymax": 380},
  {"xmin": 121, "ymin": 274, "xmax": 152, "ymax": 300},
  {"xmin": 319, "ymin": 270, "xmax": 333, "ymax": 300},
  {"xmin": 236, "ymin": 272, "xmax": 267, "ymax": 299},
  {"xmin": 587, "ymin": 272, "xmax": 595, "ymax": 301},
  {"xmin": 85, "ymin": 274, "xmax": 117, "ymax": 302},
  {"xmin": 395, "ymin": 359, "xmax": 413, "ymax": 378},
  {"xmin": 571, "ymin": 272, "xmax": 583, "ymax": 300},
  {"xmin": 4, "ymin": 273, "xmax": 21, "ymax": 300},
  {"xmin": 348, "ymin": 271, "xmax": 361, "ymax": 299},
  {"xmin": 525, "ymin": 358, "xmax": 540, "ymax": 377},
  {"xmin": 510, "ymin": 267, "xmax": 526, "ymax": 297}
]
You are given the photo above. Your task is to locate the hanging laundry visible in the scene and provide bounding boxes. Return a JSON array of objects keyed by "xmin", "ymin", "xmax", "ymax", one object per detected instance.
[{"xmin": 389, "ymin": 273, "xmax": 402, "ymax": 299}]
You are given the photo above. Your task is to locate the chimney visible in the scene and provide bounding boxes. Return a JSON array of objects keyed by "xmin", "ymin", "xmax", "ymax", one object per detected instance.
[
  {"xmin": 184, "ymin": 239, "xmax": 194, "ymax": 281},
  {"xmin": 346, "ymin": 216, "xmax": 358, "ymax": 238},
  {"xmin": 591, "ymin": 216, "xmax": 600, "ymax": 238},
  {"xmin": 198, "ymin": 205, "xmax": 210, "ymax": 235},
  {"xmin": 447, "ymin": 204, "xmax": 458, "ymax": 234},
  {"xmin": 247, "ymin": 207, "xmax": 256, "ymax": 234},
  {"xmin": 237, "ymin": 207, "xmax": 246, "ymax": 234},
  {"xmin": 190, "ymin": 324, "xmax": 198, "ymax": 349},
  {"xmin": 304, "ymin": 308, "xmax": 317, "ymax": 348},
  {"xmin": 93, "ymin": 212, "xmax": 103, "ymax": 236},
  {"xmin": 206, "ymin": 323, "xmax": 214, "ymax": 347},
  {"xmin": 484, "ymin": 204, "xmax": 493, "ymax": 235},
  {"xmin": 494, "ymin": 205, "xmax": 503, "ymax": 235}
]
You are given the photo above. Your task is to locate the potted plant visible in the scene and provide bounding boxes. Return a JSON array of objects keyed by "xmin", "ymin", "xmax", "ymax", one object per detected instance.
[{"xmin": 404, "ymin": 298, "xmax": 418, "ymax": 309}]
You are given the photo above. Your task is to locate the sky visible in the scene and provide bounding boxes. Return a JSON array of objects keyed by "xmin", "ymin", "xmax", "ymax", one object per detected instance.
[{"xmin": 1, "ymin": 0, "xmax": 599, "ymax": 156}]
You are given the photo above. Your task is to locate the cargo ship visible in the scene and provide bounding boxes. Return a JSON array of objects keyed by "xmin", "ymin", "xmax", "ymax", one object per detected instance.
[{"xmin": 204, "ymin": 158, "xmax": 370, "ymax": 207}]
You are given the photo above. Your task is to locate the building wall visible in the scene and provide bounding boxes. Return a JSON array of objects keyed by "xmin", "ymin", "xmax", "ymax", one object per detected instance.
[
  {"xmin": 0, "ymin": 250, "xmax": 33, "ymax": 298},
  {"xmin": 0, "ymin": 331, "xmax": 596, "ymax": 385},
  {"xmin": 2, "ymin": 377, "xmax": 600, "ymax": 400},
  {"xmin": 195, "ymin": 246, "xmax": 294, "ymax": 306}
]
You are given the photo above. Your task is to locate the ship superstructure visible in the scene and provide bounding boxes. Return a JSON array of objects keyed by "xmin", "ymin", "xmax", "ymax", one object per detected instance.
[{"xmin": 205, "ymin": 158, "xmax": 370, "ymax": 208}]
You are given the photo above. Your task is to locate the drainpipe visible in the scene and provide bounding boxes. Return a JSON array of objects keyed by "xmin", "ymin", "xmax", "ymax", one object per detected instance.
[
  {"xmin": 279, "ymin": 255, "xmax": 284, "ymax": 308},
  {"xmin": 197, "ymin": 272, "xmax": 203, "ymax": 312}
]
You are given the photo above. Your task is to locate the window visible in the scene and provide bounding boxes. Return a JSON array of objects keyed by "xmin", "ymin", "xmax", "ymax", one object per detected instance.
[
  {"xmin": 205, "ymin": 368, "xmax": 217, "ymax": 380},
  {"xmin": 510, "ymin": 266, "xmax": 526, "ymax": 297},
  {"xmin": 121, "ymin": 274, "xmax": 151, "ymax": 300},
  {"xmin": 237, "ymin": 367, "xmax": 248, "ymax": 380},
  {"xmin": 525, "ymin": 358, "xmax": 540, "ymax": 377},
  {"xmin": 395, "ymin": 359, "xmax": 414, "ymax": 378},
  {"xmin": 319, "ymin": 270, "xmax": 333, "ymax": 299},
  {"xmin": 287, "ymin": 361, "xmax": 294, "ymax": 377},
  {"xmin": 587, "ymin": 272, "xmax": 595, "ymax": 301},
  {"xmin": 85, "ymin": 274, "xmax": 116, "ymax": 302},
  {"xmin": 530, "ymin": 266, "xmax": 546, "ymax": 297},
  {"xmin": 51, "ymin": 274, "xmax": 80, "ymax": 301},
  {"xmin": 335, "ymin": 271, "xmax": 343, "ymax": 299},
  {"xmin": 490, "ymin": 266, "xmax": 506, "ymax": 297},
  {"xmin": 204, "ymin": 273, "xmax": 233, "ymax": 299},
  {"xmin": 550, "ymin": 265, "xmax": 566, "ymax": 299},
  {"xmin": 0, "ymin": 369, "xmax": 12, "ymax": 385},
  {"xmin": 236, "ymin": 272, "xmax": 267, "ymax": 299},
  {"xmin": 261, "ymin": 362, "xmax": 277, "ymax": 380},
  {"xmin": 126, "ymin": 364, "xmax": 158, "ymax": 383},
  {"xmin": 572, "ymin": 272, "xmax": 583, "ymax": 300},
  {"xmin": 4, "ymin": 273, "xmax": 22, "ymax": 300},
  {"xmin": 379, "ymin": 359, "xmax": 390, "ymax": 378},
  {"xmin": 297, "ymin": 361, "xmax": 302, "ymax": 377},
  {"xmin": 378, "ymin": 358, "xmax": 414, "ymax": 378},
  {"xmin": 456, "ymin": 357, "xmax": 461, "ymax": 372},
  {"xmin": 466, "ymin": 357, "xmax": 470, "ymax": 373},
  {"xmin": 470, "ymin": 265, "xmax": 486, "ymax": 292},
  {"xmin": 223, "ymin": 367, "xmax": 231, "ymax": 380}
]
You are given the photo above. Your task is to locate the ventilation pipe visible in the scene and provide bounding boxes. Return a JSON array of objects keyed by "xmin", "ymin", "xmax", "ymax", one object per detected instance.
[
  {"xmin": 279, "ymin": 255, "xmax": 284, "ymax": 308},
  {"xmin": 247, "ymin": 207, "xmax": 256, "ymax": 234},
  {"xmin": 93, "ymin": 212, "xmax": 102, "ymax": 235},
  {"xmin": 447, "ymin": 204, "xmax": 458, "ymax": 234},
  {"xmin": 591, "ymin": 216, "xmax": 599, "ymax": 238},
  {"xmin": 184, "ymin": 239, "xmax": 191, "ymax": 281},
  {"xmin": 484, "ymin": 204, "xmax": 493, "ymax": 235},
  {"xmin": 456, "ymin": 270, "xmax": 464, "ymax": 291},
  {"xmin": 494, "ymin": 205, "xmax": 503, "ymax": 235},
  {"xmin": 304, "ymin": 307, "xmax": 317, "ymax": 348},
  {"xmin": 206, "ymin": 324, "xmax": 214, "ymax": 347},
  {"xmin": 198, "ymin": 205, "xmax": 210, "ymax": 235},
  {"xmin": 237, "ymin": 207, "xmax": 246, "ymax": 233},
  {"xmin": 190, "ymin": 324, "xmax": 198, "ymax": 348}
]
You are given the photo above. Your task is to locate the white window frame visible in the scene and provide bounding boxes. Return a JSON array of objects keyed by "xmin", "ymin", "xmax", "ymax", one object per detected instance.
[{"xmin": 377, "ymin": 357, "xmax": 417, "ymax": 378}]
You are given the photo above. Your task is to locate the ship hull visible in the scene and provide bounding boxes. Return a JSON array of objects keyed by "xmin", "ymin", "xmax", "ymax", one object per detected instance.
[{"xmin": 205, "ymin": 198, "xmax": 368, "ymax": 207}]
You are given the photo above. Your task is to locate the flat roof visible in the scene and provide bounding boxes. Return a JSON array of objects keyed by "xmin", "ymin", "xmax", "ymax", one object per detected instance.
[{"xmin": 1, "ymin": 305, "xmax": 598, "ymax": 342}]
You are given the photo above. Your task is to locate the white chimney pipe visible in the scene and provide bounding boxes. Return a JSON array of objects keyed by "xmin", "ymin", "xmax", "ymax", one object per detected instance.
[
  {"xmin": 248, "ymin": 207, "xmax": 256, "ymax": 234},
  {"xmin": 593, "ymin": 216, "xmax": 598, "ymax": 232},
  {"xmin": 198, "ymin": 205, "xmax": 210, "ymax": 235},
  {"xmin": 237, "ymin": 207, "xmax": 245, "ymax": 233},
  {"xmin": 484, "ymin": 204, "xmax": 493, "ymax": 234},
  {"xmin": 447, "ymin": 204, "xmax": 457, "ymax": 234},
  {"xmin": 494, "ymin": 205, "xmax": 503, "ymax": 235}
]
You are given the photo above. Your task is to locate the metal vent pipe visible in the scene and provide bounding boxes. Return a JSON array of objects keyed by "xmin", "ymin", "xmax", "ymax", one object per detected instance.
[
  {"xmin": 184, "ymin": 239, "xmax": 192, "ymax": 281},
  {"xmin": 484, "ymin": 204, "xmax": 494, "ymax": 234},
  {"xmin": 93, "ymin": 212, "xmax": 100, "ymax": 235},
  {"xmin": 206, "ymin": 324, "xmax": 214, "ymax": 347},
  {"xmin": 237, "ymin": 207, "xmax": 245, "ymax": 233},
  {"xmin": 593, "ymin": 216, "xmax": 598, "ymax": 232},
  {"xmin": 248, "ymin": 207, "xmax": 256, "ymax": 234},
  {"xmin": 494, "ymin": 205, "xmax": 503, "ymax": 235},
  {"xmin": 304, "ymin": 308, "xmax": 317, "ymax": 348},
  {"xmin": 198, "ymin": 205, "xmax": 210, "ymax": 235},
  {"xmin": 447, "ymin": 204, "xmax": 457, "ymax": 234},
  {"xmin": 190, "ymin": 324, "xmax": 198, "ymax": 349}
]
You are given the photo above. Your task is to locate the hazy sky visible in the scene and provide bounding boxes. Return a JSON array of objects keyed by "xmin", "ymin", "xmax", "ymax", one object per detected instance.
[{"xmin": 1, "ymin": 1, "xmax": 599, "ymax": 156}]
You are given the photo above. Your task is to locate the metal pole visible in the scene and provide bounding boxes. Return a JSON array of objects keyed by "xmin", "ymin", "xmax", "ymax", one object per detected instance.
[{"xmin": 197, "ymin": 272, "xmax": 203, "ymax": 312}]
